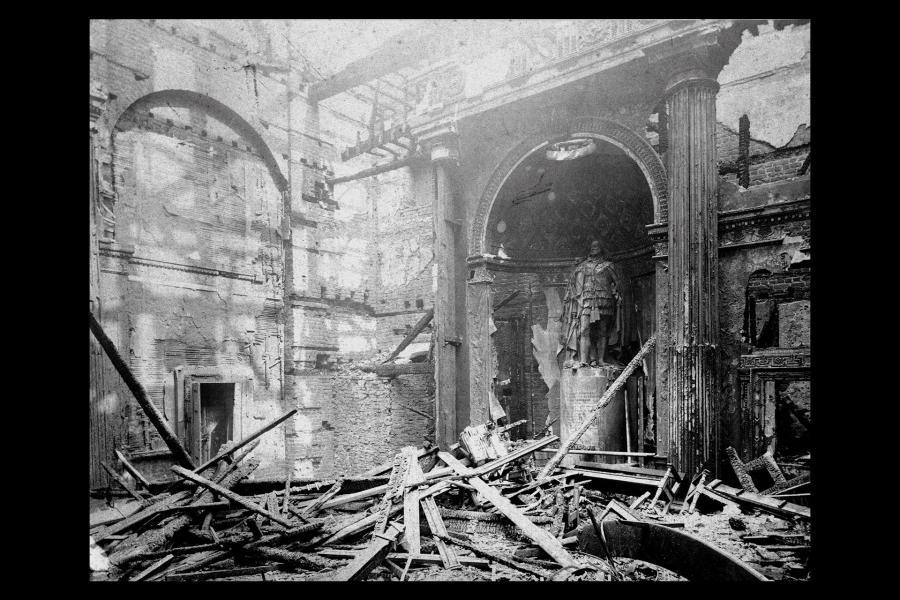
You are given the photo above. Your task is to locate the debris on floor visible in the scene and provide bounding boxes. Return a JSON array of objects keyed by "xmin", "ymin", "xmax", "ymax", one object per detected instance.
[{"xmin": 90, "ymin": 410, "xmax": 810, "ymax": 582}]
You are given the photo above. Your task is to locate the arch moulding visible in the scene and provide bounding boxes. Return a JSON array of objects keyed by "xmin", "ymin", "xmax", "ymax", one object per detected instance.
[
  {"xmin": 469, "ymin": 116, "xmax": 668, "ymax": 258},
  {"xmin": 107, "ymin": 89, "xmax": 288, "ymax": 192}
]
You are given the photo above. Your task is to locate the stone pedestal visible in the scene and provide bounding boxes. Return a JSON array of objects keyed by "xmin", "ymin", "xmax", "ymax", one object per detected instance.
[{"xmin": 559, "ymin": 365, "xmax": 624, "ymax": 467}]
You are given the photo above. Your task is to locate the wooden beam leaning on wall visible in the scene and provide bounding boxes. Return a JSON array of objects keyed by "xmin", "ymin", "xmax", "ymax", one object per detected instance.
[
  {"xmin": 89, "ymin": 311, "xmax": 196, "ymax": 469},
  {"xmin": 382, "ymin": 308, "xmax": 434, "ymax": 364},
  {"xmin": 538, "ymin": 335, "xmax": 657, "ymax": 480}
]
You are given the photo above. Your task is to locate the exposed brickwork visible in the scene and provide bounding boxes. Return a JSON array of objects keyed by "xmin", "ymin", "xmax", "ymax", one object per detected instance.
[
  {"xmin": 747, "ymin": 267, "xmax": 811, "ymax": 302},
  {"xmin": 321, "ymin": 373, "xmax": 435, "ymax": 476},
  {"xmin": 91, "ymin": 19, "xmax": 811, "ymax": 483}
]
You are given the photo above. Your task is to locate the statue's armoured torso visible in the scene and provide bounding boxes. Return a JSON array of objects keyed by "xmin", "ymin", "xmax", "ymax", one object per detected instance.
[{"xmin": 573, "ymin": 257, "xmax": 617, "ymax": 321}]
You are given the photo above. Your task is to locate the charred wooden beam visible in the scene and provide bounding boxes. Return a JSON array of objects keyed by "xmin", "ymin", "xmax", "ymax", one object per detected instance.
[
  {"xmin": 115, "ymin": 449, "xmax": 152, "ymax": 489},
  {"xmin": 438, "ymin": 452, "xmax": 582, "ymax": 570},
  {"xmin": 327, "ymin": 522, "xmax": 405, "ymax": 581},
  {"xmin": 435, "ymin": 533, "xmax": 550, "ymax": 579},
  {"xmin": 382, "ymin": 308, "xmax": 434, "ymax": 363},
  {"xmin": 170, "ymin": 466, "xmax": 294, "ymax": 529},
  {"xmin": 370, "ymin": 362, "xmax": 433, "ymax": 378},
  {"xmin": 330, "ymin": 153, "xmax": 423, "ymax": 185},
  {"xmin": 100, "ymin": 461, "xmax": 149, "ymax": 505},
  {"xmin": 308, "ymin": 25, "xmax": 446, "ymax": 102},
  {"xmin": 89, "ymin": 312, "xmax": 195, "ymax": 469},
  {"xmin": 109, "ymin": 460, "xmax": 258, "ymax": 565},
  {"xmin": 538, "ymin": 335, "xmax": 656, "ymax": 479},
  {"xmin": 299, "ymin": 480, "xmax": 343, "ymax": 518},
  {"xmin": 191, "ymin": 409, "xmax": 297, "ymax": 474}
]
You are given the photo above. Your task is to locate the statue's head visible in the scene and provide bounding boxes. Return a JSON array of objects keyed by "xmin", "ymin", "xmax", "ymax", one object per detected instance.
[{"xmin": 589, "ymin": 240, "xmax": 603, "ymax": 257}]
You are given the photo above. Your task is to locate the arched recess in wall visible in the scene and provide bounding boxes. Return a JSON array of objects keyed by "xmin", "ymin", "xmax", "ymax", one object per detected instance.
[
  {"xmin": 104, "ymin": 87, "xmax": 291, "ymax": 282},
  {"xmin": 111, "ymin": 89, "xmax": 288, "ymax": 192},
  {"xmin": 469, "ymin": 117, "xmax": 668, "ymax": 258}
]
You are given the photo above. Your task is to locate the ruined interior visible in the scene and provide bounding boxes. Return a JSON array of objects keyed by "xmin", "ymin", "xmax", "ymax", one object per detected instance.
[{"xmin": 90, "ymin": 19, "xmax": 812, "ymax": 582}]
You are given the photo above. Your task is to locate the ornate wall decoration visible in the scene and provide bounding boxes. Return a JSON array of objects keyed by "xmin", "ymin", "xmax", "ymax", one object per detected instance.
[
  {"xmin": 413, "ymin": 64, "xmax": 467, "ymax": 111},
  {"xmin": 739, "ymin": 350, "xmax": 810, "ymax": 370},
  {"xmin": 647, "ymin": 197, "xmax": 810, "ymax": 258}
]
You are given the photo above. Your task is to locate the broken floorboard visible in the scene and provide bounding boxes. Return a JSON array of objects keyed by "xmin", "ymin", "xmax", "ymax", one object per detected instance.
[
  {"xmin": 316, "ymin": 550, "xmax": 488, "ymax": 569},
  {"xmin": 437, "ymin": 451, "xmax": 583, "ymax": 570},
  {"xmin": 171, "ymin": 466, "xmax": 295, "ymax": 528},
  {"xmin": 326, "ymin": 522, "xmax": 405, "ymax": 581},
  {"xmin": 705, "ymin": 480, "xmax": 811, "ymax": 519}
]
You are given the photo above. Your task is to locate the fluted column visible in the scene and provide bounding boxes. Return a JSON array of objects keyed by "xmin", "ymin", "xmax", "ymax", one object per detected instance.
[
  {"xmin": 650, "ymin": 43, "xmax": 723, "ymax": 475},
  {"xmin": 430, "ymin": 134, "xmax": 461, "ymax": 448}
]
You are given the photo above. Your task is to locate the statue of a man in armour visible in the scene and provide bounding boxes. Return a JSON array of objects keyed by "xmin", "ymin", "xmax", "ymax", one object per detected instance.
[{"xmin": 561, "ymin": 240, "xmax": 623, "ymax": 367}]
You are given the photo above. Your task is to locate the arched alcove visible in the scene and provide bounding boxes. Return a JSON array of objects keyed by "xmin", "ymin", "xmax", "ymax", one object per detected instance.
[
  {"xmin": 112, "ymin": 90, "xmax": 287, "ymax": 191},
  {"xmin": 485, "ymin": 137, "xmax": 654, "ymax": 262},
  {"xmin": 468, "ymin": 118, "xmax": 665, "ymax": 447},
  {"xmin": 470, "ymin": 117, "xmax": 668, "ymax": 258}
]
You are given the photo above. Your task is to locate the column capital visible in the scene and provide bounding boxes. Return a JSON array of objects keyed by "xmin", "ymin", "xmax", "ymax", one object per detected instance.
[
  {"xmin": 465, "ymin": 257, "xmax": 494, "ymax": 285},
  {"xmin": 90, "ymin": 81, "xmax": 110, "ymax": 128},
  {"xmin": 644, "ymin": 29, "xmax": 739, "ymax": 97},
  {"xmin": 418, "ymin": 123, "xmax": 460, "ymax": 164}
]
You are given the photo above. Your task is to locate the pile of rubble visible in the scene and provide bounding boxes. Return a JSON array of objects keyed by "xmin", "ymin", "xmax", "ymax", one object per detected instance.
[{"xmin": 89, "ymin": 407, "xmax": 810, "ymax": 582}]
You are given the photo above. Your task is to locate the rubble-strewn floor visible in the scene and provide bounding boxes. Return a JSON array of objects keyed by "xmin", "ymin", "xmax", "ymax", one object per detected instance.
[{"xmin": 91, "ymin": 426, "xmax": 809, "ymax": 582}]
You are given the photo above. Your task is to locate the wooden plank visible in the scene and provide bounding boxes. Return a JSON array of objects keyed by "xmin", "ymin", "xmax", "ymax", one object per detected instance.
[
  {"xmin": 318, "ymin": 550, "xmax": 488, "ymax": 568},
  {"xmin": 170, "ymin": 466, "xmax": 294, "ymax": 528},
  {"xmin": 573, "ymin": 461, "xmax": 678, "ymax": 479},
  {"xmin": 434, "ymin": 533, "xmax": 550, "ymax": 579},
  {"xmin": 468, "ymin": 435, "xmax": 558, "ymax": 478},
  {"xmin": 697, "ymin": 486, "xmax": 741, "ymax": 510},
  {"xmin": 543, "ymin": 449, "xmax": 656, "ymax": 457},
  {"xmin": 115, "ymin": 449, "xmax": 152, "ymax": 489},
  {"xmin": 307, "ymin": 24, "xmax": 447, "ymax": 102},
  {"xmin": 89, "ymin": 311, "xmax": 195, "ymax": 469},
  {"xmin": 706, "ymin": 480, "xmax": 810, "ymax": 519},
  {"xmin": 629, "ymin": 491, "xmax": 651, "ymax": 510},
  {"xmin": 93, "ymin": 491, "xmax": 192, "ymax": 542},
  {"xmin": 329, "ymin": 522, "xmax": 404, "ymax": 581},
  {"xmin": 191, "ymin": 409, "xmax": 297, "ymax": 474},
  {"xmin": 165, "ymin": 564, "xmax": 281, "ymax": 582},
  {"xmin": 99, "ymin": 461, "xmax": 147, "ymax": 505},
  {"xmin": 420, "ymin": 495, "xmax": 461, "ymax": 569},
  {"xmin": 315, "ymin": 504, "xmax": 403, "ymax": 547},
  {"xmin": 382, "ymin": 308, "xmax": 434, "ymax": 363},
  {"xmin": 539, "ymin": 334, "xmax": 656, "ymax": 479},
  {"xmin": 564, "ymin": 468, "xmax": 661, "ymax": 487},
  {"xmin": 504, "ymin": 473, "xmax": 570, "ymax": 500},
  {"xmin": 90, "ymin": 500, "xmax": 145, "ymax": 528},
  {"xmin": 401, "ymin": 448, "xmax": 424, "ymax": 554},
  {"xmin": 438, "ymin": 452, "xmax": 581, "ymax": 570},
  {"xmin": 155, "ymin": 500, "xmax": 229, "ymax": 517},
  {"xmin": 300, "ymin": 479, "xmax": 343, "ymax": 518},
  {"xmin": 131, "ymin": 554, "xmax": 174, "ymax": 581}
]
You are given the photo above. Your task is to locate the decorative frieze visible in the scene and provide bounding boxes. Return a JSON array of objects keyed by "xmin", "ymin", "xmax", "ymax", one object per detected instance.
[{"xmin": 739, "ymin": 349, "xmax": 810, "ymax": 370}]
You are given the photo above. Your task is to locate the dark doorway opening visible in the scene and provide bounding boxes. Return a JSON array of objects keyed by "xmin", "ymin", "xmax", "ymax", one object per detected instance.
[{"xmin": 199, "ymin": 383, "xmax": 234, "ymax": 462}]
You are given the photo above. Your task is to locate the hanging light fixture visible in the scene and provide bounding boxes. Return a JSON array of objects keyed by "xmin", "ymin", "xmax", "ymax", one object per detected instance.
[{"xmin": 545, "ymin": 137, "xmax": 596, "ymax": 161}]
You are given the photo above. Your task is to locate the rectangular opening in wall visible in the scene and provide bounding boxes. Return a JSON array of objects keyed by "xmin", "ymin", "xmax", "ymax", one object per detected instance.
[{"xmin": 199, "ymin": 383, "xmax": 234, "ymax": 462}]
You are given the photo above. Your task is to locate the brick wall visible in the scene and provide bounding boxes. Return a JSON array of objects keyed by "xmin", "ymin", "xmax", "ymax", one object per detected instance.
[
  {"xmin": 747, "ymin": 267, "xmax": 811, "ymax": 302},
  {"xmin": 320, "ymin": 373, "xmax": 435, "ymax": 476}
]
